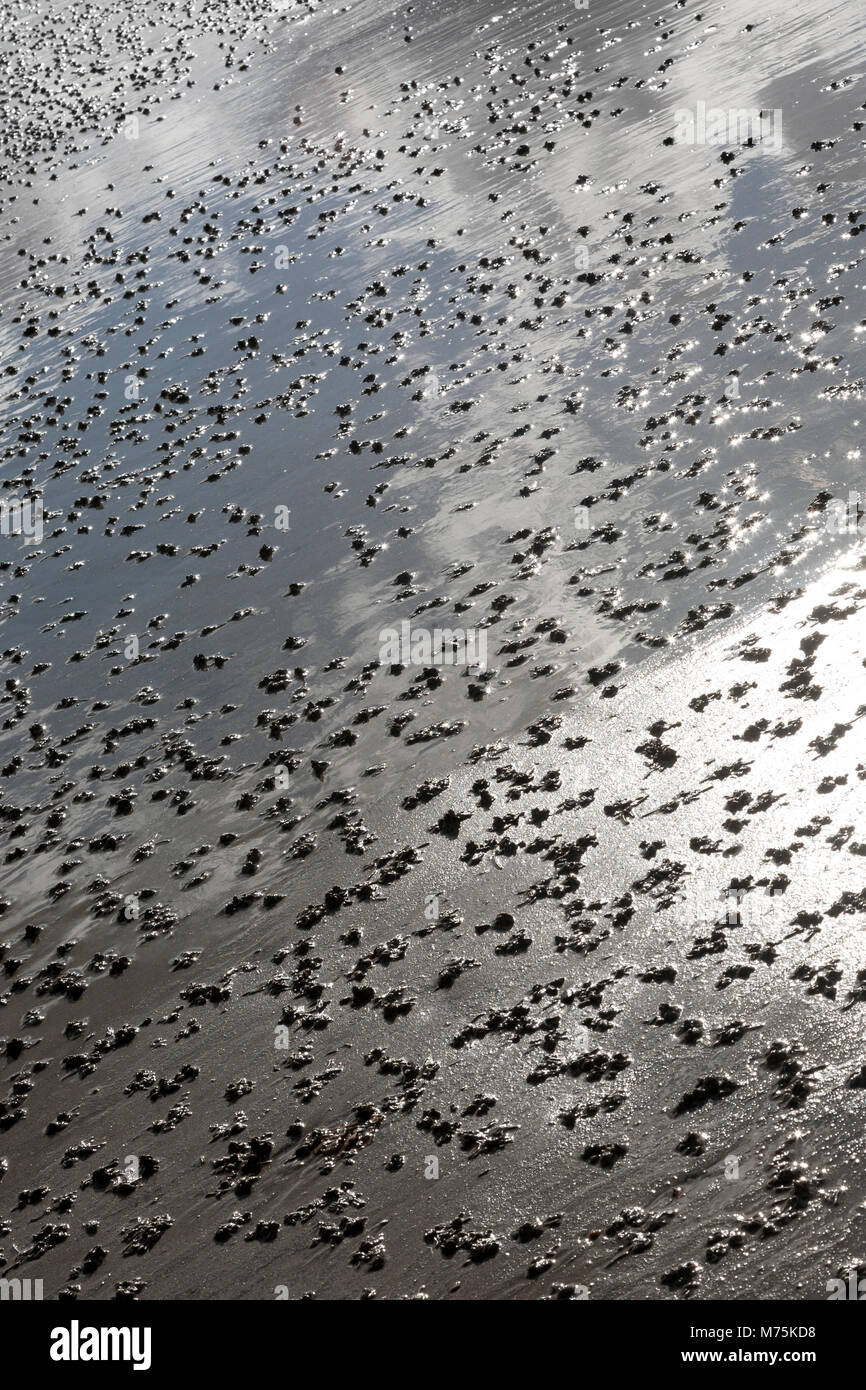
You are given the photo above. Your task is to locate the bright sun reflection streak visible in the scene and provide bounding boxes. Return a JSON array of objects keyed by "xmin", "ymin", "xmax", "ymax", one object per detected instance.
[{"xmin": 550, "ymin": 545, "xmax": 866, "ymax": 993}]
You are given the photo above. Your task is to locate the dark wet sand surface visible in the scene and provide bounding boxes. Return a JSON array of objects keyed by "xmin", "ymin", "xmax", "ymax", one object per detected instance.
[{"xmin": 0, "ymin": 0, "xmax": 865, "ymax": 1299}]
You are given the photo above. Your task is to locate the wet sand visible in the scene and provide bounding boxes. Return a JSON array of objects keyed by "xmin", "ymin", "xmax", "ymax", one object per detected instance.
[{"xmin": 0, "ymin": 0, "xmax": 865, "ymax": 1299}]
